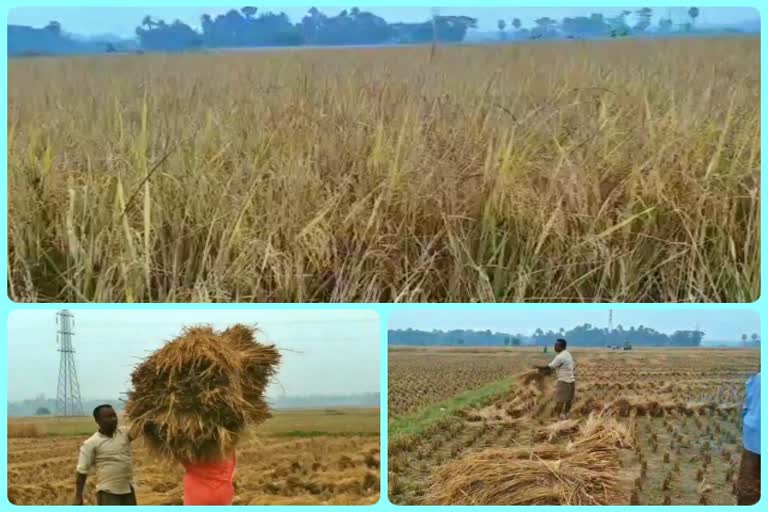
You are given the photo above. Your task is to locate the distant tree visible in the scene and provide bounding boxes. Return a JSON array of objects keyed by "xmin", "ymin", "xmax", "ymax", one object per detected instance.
[
  {"xmin": 512, "ymin": 18, "xmax": 522, "ymax": 30},
  {"xmin": 497, "ymin": 19, "xmax": 507, "ymax": 40},
  {"xmin": 688, "ymin": 7, "xmax": 700, "ymax": 28},
  {"xmin": 45, "ymin": 20, "xmax": 62, "ymax": 36},
  {"xmin": 531, "ymin": 17, "xmax": 557, "ymax": 39},
  {"xmin": 35, "ymin": 407, "xmax": 51, "ymax": 415},
  {"xmin": 141, "ymin": 15, "xmax": 154, "ymax": 29},
  {"xmin": 742, "ymin": 333, "xmax": 749, "ymax": 345},
  {"xmin": 607, "ymin": 10, "xmax": 632, "ymax": 37},
  {"xmin": 457, "ymin": 338, "xmax": 464, "ymax": 346},
  {"xmin": 634, "ymin": 7, "xmax": 653, "ymax": 32},
  {"xmin": 105, "ymin": 42, "xmax": 116, "ymax": 53},
  {"xmin": 511, "ymin": 337, "xmax": 522, "ymax": 346},
  {"xmin": 504, "ymin": 337, "xmax": 510, "ymax": 346},
  {"xmin": 560, "ymin": 13, "xmax": 611, "ymax": 38},
  {"xmin": 658, "ymin": 17, "xmax": 674, "ymax": 32},
  {"xmin": 751, "ymin": 333, "xmax": 759, "ymax": 343},
  {"xmin": 241, "ymin": 7, "xmax": 258, "ymax": 19}
]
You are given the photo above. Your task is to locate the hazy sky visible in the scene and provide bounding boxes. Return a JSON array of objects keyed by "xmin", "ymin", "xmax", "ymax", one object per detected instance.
[
  {"xmin": 8, "ymin": 309, "xmax": 380, "ymax": 402},
  {"xmin": 8, "ymin": 6, "xmax": 759, "ymax": 37},
  {"xmin": 389, "ymin": 309, "xmax": 760, "ymax": 341}
]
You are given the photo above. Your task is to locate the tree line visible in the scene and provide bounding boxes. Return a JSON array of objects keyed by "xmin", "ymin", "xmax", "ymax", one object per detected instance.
[
  {"xmin": 135, "ymin": 7, "xmax": 708, "ymax": 51},
  {"xmin": 389, "ymin": 323, "xmax": 723, "ymax": 347},
  {"xmin": 10, "ymin": 6, "xmax": 749, "ymax": 57},
  {"xmin": 135, "ymin": 7, "xmax": 479, "ymax": 51}
]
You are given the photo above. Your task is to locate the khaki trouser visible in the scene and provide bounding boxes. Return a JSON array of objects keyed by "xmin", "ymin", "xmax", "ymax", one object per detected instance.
[{"xmin": 96, "ymin": 486, "xmax": 137, "ymax": 506}]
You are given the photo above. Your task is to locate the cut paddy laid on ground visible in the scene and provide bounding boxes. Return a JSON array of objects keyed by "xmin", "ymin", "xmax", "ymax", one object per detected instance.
[{"xmin": 388, "ymin": 347, "xmax": 758, "ymax": 505}]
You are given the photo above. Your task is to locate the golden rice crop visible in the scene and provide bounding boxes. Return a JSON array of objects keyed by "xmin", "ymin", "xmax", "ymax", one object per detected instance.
[{"xmin": 7, "ymin": 37, "xmax": 760, "ymax": 303}]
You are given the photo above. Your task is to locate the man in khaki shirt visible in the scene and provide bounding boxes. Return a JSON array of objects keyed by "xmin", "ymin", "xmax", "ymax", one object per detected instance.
[{"xmin": 74, "ymin": 404, "xmax": 137, "ymax": 506}]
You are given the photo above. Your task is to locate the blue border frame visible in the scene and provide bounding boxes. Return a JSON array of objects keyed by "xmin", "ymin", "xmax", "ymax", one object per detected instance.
[{"xmin": 2, "ymin": 1, "xmax": 766, "ymax": 510}]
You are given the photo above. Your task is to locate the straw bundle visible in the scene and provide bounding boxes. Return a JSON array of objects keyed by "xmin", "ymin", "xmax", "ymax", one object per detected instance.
[
  {"xmin": 569, "ymin": 413, "xmax": 634, "ymax": 451},
  {"xmin": 519, "ymin": 368, "xmax": 550, "ymax": 386},
  {"xmin": 427, "ymin": 446, "xmax": 625, "ymax": 505},
  {"xmin": 221, "ymin": 324, "xmax": 281, "ymax": 421},
  {"xmin": 534, "ymin": 419, "xmax": 581, "ymax": 442},
  {"xmin": 125, "ymin": 324, "xmax": 280, "ymax": 463},
  {"xmin": 427, "ymin": 412, "xmax": 633, "ymax": 505}
]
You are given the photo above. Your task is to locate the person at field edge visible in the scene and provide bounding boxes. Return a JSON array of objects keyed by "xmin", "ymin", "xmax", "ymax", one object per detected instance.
[
  {"xmin": 737, "ymin": 371, "xmax": 760, "ymax": 505},
  {"xmin": 181, "ymin": 451, "xmax": 237, "ymax": 505},
  {"xmin": 74, "ymin": 404, "xmax": 137, "ymax": 506},
  {"xmin": 534, "ymin": 338, "xmax": 576, "ymax": 419}
]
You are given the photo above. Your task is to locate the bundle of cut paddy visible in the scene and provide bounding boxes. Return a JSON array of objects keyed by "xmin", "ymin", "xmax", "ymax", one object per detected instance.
[
  {"xmin": 519, "ymin": 369, "xmax": 550, "ymax": 387},
  {"xmin": 427, "ymin": 445, "xmax": 624, "ymax": 505},
  {"xmin": 534, "ymin": 419, "xmax": 581, "ymax": 442},
  {"xmin": 568, "ymin": 413, "xmax": 634, "ymax": 452},
  {"xmin": 125, "ymin": 325, "xmax": 280, "ymax": 463},
  {"xmin": 221, "ymin": 324, "xmax": 281, "ymax": 421}
]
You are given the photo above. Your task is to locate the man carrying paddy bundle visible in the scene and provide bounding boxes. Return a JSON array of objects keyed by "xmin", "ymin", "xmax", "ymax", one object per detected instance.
[
  {"xmin": 737, "ymin": 371, "xmax": 760, "ymax": 505},
  {"xmin": 73, "ymin": 404, "xmax": 137, "ymax": 506},
  {"xmin": 126, "ymin": 324, "xmax": 279, "ymax": 506},
  {"xmin": 534, "ymin": 338, "xmax": 576, "ymax": 420}
]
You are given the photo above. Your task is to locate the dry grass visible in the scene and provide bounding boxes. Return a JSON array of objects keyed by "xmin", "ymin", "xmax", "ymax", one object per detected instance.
[
  {"xmin": 7, "ymin": 37, "xmax": 760, "ymax": 303},
  {"xmin": 7, "ymin": 423, "xmax": 45, "ymax": 438}
]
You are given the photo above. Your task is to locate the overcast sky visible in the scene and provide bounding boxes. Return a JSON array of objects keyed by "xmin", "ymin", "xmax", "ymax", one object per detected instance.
[
  {"xmin": 8, "ymin": 6, "xmax": 759, "ymax": 37},
  {"xmin": 388, "ymin": 309, "xmax": 760, "ymax": 341},
  {"xmin": 8, "ymin": 309, "xmax": 380, "ymax": 402}
]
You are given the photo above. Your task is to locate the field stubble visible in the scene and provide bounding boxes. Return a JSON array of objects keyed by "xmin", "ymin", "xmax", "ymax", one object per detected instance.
[
  {"xmin": 8, "ymin": 38, "xmax": 760, "ymax": 302},
  {"xmin": 388, "ymin": 347, "xmax": 759, "ymax": 505},
  {"xmin": 7, "ymin": 409, "xmax": 380, "ymax": 505}
]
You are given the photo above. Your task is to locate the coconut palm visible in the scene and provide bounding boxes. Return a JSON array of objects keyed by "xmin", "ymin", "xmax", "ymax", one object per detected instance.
[{"xmin": 688, "ymin": 7, "xmax": 700, "ymax": 27}]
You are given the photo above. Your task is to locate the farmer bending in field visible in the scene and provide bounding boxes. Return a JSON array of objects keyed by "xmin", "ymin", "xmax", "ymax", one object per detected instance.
[
  {"xmin": 737, "ymin": 371, "xmax": 760, "ymax": 505},
  {"xmin": 534, "ymin": 338, "xmax": 576, "ymax": 420},
  {"xmin": 74, "ymin": 405, "xmax": 137, "ymax": 506}
]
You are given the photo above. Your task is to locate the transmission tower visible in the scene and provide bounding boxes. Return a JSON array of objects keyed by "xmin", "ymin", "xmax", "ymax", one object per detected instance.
[{"xmin": 56, "ymin": 310, "xmax": 84, "ymax": 416}]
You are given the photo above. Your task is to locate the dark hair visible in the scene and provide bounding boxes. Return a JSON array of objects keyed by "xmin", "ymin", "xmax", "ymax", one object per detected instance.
[
  {"xmin": 555, "ymin": 338, "xmax": 567, "ymax": 348},
  {"xmin": 93, "ymin": 404, "xmax": 113, "ymax": 420}
]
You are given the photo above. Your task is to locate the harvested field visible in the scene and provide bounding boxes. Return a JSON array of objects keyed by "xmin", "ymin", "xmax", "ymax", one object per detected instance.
[
  {"xmin": 389, "ymin": 347, "xmax": 759, "ymax": 505},
  {"xmin": 388, "ymin": 346, "xmax": 536, "ymax": 416},
  {"xmin": 7, "ymin": 409, "xmax": 380, "ymax": 505},
  {"xmin": 8, "ymin": 37, "xmax": 759, "ymax": 303}
]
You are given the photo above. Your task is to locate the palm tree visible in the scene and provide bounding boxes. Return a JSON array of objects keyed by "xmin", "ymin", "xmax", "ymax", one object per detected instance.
[
  {"xmin": 512, "ymin": 18, "xmax": 522, "ymax": 30},
  {"xmin": 497, "ymin": 19, "xmax": 506, "ymax": 40},
  {"xmin": 742, "ymin": 334, "xmax": 748, "ymax": 345},
  {"xmin": 751, "ymin": 333, "xmax": 759, "ymax": 343},
  {"xmin": 142, "ymin": 15, "xmax": 154, "ymax": 29},
  {"xmin": 688, "ymin": 7, "xmax": 700, "ymax": 27}
]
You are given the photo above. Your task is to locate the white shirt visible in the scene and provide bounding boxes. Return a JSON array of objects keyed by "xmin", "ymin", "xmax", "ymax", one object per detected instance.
[
  {"xmin": 549, "ymin": 350, "xmax": 576, "ymax": 383},
  {"xmin": 76, "ymin": 428, "xmax": 134, "ymax": 494}
]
